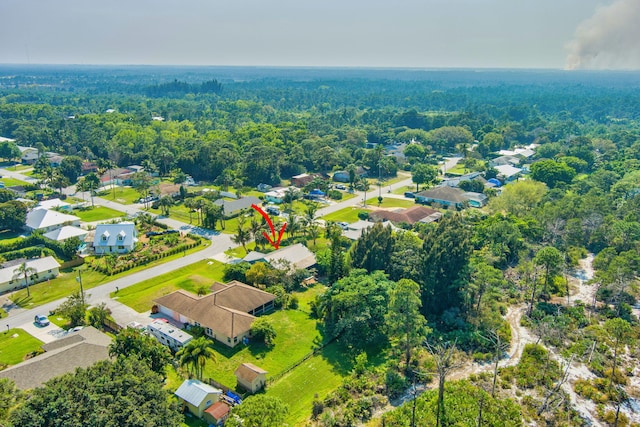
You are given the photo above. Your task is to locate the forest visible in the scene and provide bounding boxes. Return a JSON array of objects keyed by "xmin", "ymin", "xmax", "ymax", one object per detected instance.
[{"xmin": 0, "ymin": 65, "xmax": 639, "ymax": 427}]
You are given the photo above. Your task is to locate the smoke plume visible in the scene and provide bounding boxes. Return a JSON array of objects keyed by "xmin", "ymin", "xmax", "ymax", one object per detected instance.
[{"xmin": 566, "ymin": 0, "xmax": 640, "ymax": 70}]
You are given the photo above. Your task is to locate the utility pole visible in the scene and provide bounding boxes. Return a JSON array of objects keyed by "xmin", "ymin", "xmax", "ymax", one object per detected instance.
[{"xmin": 76, "ymin": 268, "xmax": 85, "ymax": 305}]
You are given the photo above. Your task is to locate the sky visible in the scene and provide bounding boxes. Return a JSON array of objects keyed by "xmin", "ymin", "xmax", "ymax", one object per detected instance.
[{"xmin": 0, "ymin": 0, "xmax": 636, "ymax": 69}]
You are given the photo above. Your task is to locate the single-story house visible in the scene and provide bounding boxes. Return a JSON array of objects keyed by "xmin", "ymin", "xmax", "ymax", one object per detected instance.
[
  {"xmin": 154, "ymin": 281, "xmax": 275, "ymax": 348},
  {"xmin": 93, "ymin": 223, "xmax": 137, "ymax": 255},
  {"xmin": 291, "ymin": 173, "xmax": 314, "ymax": 187},
  {"xmin": 26, "ymin": 208, "xmax": 81, "ymax": 233},
  {"xmin": 494, "ymin": 164, "xmax": 522, "ymax": 183},
  {"xmin": 204, "ymin": 401, "xmax": 231, "ymax": 426},
  {"xmin": 498, "ymin": 148, "xmax": 535, "ymax": 158},
  {"xmin": 81, "ymin": 161, "xmax": 98, "ymax": 175},
  {"xmin": 463, "ymin": 192, "xmax": 489, "ymax": 208},
  {"xmin": 333, "ymin": 167, "xmax": 367, "ymax": 183},
  {"xmin": 235, "ymin": 363, "xmax": 268, "ymax": 393},
  {"xmin": 440, "ymin": 172, "xmax": 482, "ymax": 188},
  {"xmin": 0, "ymin": 327, "xmax": 112, "ymax": 389},
  {"xmin": 0, "ymin": 256, "xmax": 61, "ymax": 294},
  {"xmin": 264, "ymin": 188, "xmax": 287, "ymax": 204},
  {"xmin": 16, "ymin": 145, "xmax": 39, "ymax": 164},
  {"xmin": 342, "ymin": 220, "xmax": 398, "ymax": 240},
  {"xmin": 147, "ymin": 319, "xmax": 193, "ymax": 351},
  {"xmin": 415, "ymin": 187, "xmax": 469, "ymax": 209},
  {"xmin": 369, "ymin": 205, "xmax": 442, "ymax": 225},
  {"xmin": 99, "ymin": 167, "xmax": 139, "ymax": 186},
  {"xmin": 489, "ymin": 155, "xmax": 521, "ymax": 167},
  {"xmin": 43, "ymin": 225, "xmax": 88, "ymax": 242},
  {"xmin": 213, "ymin": 196, "xmax": 262, "ymax": 217},
  {"xmin": 261, "ymin": 243, "xmax": 317, "ymax": 271},
  {"xmin": 174, "ymin": 379, "xmax": 222, "ymax": 418},
  {"xmin": 37, "ymin": 198, "xmax": 72, "ymax": 211},
  {"xmin": 47, "ymin": 154, "xmax": 64, "ymax": 168}
]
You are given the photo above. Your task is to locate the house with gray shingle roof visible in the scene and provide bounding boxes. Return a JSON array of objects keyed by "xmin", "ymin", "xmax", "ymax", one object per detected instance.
[
  {"xmin": 93, "ymin": 223, "xmax": 137, "ymax": 254},
  {"xmin": 0, "ymin": 327, "xmax": 111, "ymax": 389}
]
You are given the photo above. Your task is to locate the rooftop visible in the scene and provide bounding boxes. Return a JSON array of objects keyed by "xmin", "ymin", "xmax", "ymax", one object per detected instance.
[
  {"xmin": 369, "ymin": 205, "xmax": 441, "ymax": 225},
  {"xmin": 235, "ymin": 362, "xmax": 268, "ymax": 383},
  {"xmin": 174, "ymin": 379, "xmax": 221, "ymax": 407},
  {"xmin": 0, "ymin": 256, "xmax": 61, "ymax": 285},
  {"xmin": 26, "ymin": 208, "xmax": 80, "ymax": 230},
  {"xmin": 147, "ymin": 319, "xmax": 193, "ymax": 345}
]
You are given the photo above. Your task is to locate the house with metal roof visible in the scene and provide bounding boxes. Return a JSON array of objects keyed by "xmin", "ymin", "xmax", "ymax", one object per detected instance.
[
  {"xmin": 93, "ymin": 223, "xmax": 137, "ymax": 255},
  {"xmin": 147, "ymin": 319, "xmax": 193, "ymax": 351},
  {"xmin": 494, "ymin": 164, "xmax": 523, "ymax": 183},
  {"xmin": 213, "ymin": 196, "xmax": 261, "ymax": 217},
  {"xmin": 174, "ymin": 379, "xmax": 222, "ymax": 418},
  {"xmin": 43, "ymin": 225, "xmax": 87, "ymax": 242},
  {"xmin": 25, "ymin": 208, "xmax": 81, "ymax": 233},
  {"xmin": 0, "ymin": 256, "xmax": 61, "ymax": 294},
  {"xmin": 154, "ymin": 281, "xmax": 275, "ymax": 348}
]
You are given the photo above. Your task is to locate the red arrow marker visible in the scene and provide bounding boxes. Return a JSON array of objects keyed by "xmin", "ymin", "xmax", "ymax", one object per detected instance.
[{"xmin": 251, "ymin": 204, "xmax": 287, "ymax": 249}]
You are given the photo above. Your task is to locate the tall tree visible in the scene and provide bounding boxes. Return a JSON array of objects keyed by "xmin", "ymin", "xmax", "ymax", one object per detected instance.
[
  {"xmin": 108, "ymin": 327, "xmax": 172, "ymax": 375},
  {"xmin": 603, "ymin": 318, "xmax": 633, "ymax": 392},
  {"xmin": 425, "ymin": 340, "xmax": 463, "ymax": 427},
  {"xmin": 386, "ymin": 279, "xmax": 429, "ymax": 373},
  {"xmin": 421, "ymin": 214, "xmax": 472, "ymax": 318},
  {"xmin": 131, "ymin": 171, "xmax": 153, "ymax": 208},
  {"xmin": 232, "ymin": 215, "xmax": 251, "ymax": 252},
  {"xmin": 176, "ymin": 337, "xmax": 216, "ymax": 381},
  {"xmin": 83, "ymin": 172, "xmax": 100, "ymax": 207},
  {"xmin": 534, "ymin": 246, "xmax": 563, "ymax": 298},
  {"xmin": 11, "ymin": 262, "xmax": 37, "ymax": 297},
  {"xmin": 0, "ymin": 200, "xmax": 27, "ymax": 232},
  {"xmin": 350, "ymin": 222, "xmax": 394, "ymax": 273},
  {"xmin": 55, "ymin": 291, "xmax": 89, "ymax": 327},
  {"xmin": 9, "ymin": 358, "xmax": 182, "ymax": 427},
  {"xmin": 411, "ymin": 163, "xmax": 438, "ymax": 192}
]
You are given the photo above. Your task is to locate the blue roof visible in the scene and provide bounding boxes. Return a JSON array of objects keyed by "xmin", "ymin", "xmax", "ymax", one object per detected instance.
[
  {"xmin": 309, "ymin": 189, "xmax": 325, "ymax": 195},
  {"xmin": 487, "ymin": 178, "xmax": 502, "ymax": 187}
]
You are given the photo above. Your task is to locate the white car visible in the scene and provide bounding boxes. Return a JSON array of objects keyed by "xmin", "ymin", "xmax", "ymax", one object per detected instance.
[{"xmin": 34, "ymin": 314, "xmax": 50, "ymax": 327}]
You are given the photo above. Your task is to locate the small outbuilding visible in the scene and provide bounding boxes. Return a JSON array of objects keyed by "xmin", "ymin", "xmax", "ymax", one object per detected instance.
[
  {"xmin": 204, "ymin": 401, "xmax": 231, "ymax": 426},
  {"xmin": 174, "ymin": 379, "xmax": 222, "ymax": 418},
  {"xmin": 235, "ymin": 362, "xmax": 268, "ymax": 393}
]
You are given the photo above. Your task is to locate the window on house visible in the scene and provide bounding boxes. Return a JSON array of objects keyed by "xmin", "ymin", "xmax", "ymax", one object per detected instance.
[
  {"xmin": 234, "ymin": 336, "xmax": 238, "ymax": 343},
  {"xmin": 227, "ymin": 337, "xmax": 231, "ymax": 343},
  {"xmin": 118, "ymin": 245, "xmax": 124, "ymax": 250}
]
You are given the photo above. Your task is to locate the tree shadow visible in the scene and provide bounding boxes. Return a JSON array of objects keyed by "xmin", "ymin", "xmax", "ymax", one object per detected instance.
[{"xmin": 11, "ymin": 295, "xmax": 33, "ymax": 308}]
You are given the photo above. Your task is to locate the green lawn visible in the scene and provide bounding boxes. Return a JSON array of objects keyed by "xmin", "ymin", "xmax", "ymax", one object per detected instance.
[
  {"xmin": 365, "ymin": 197, "xmax": 416, "ymax": 208},
  {"xmin": 322, "ymin": 207, "xmax": 371, "ymax": 224},
  {"xmin": 0, "ymin": 177, "xmax": 28, "ymax": 187},
  {"xmin": 0, "ymin": 230, "xmax": 26, "ymax": 245},
  {"xmin": 74, "ymin": 206, "xmax": 125, "ymax": 222},
  {"xmin": 11, "ymin": 243, "xmax": 207, "ymax": 309},
  {"xmin": 392, "ymin": 184, "xmax": 419, "ymax": 195},
  {"xmin": 113, "ymin": 260, "xmax": 226, "ymax": 312},
  {"xmin": 99, "ymin": 186, "xmax": 141, "ymax": 205},
  {"xmin": 202, "ymin": 308, "xmax": 324, "ymax": 389},
  {"xmin": 267, "ymin": 342, "xmax": 351, "ymax": 426},
  {"xmin": 0, "ymin": 328, "xmax": 44, "ymax": 366}
]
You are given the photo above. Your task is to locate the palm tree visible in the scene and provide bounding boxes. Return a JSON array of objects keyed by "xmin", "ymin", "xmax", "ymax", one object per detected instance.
[
  {"xmin": 158, "ymin": 195, "xmax": 173, "ymax": 216},
  {"xmin": 303, "ymin": 202, "xmax": 319, "ymax": 227},
  {"xmin": 176, "ymin": 337, "xmax": 216, "ymax": 381},
  {"xmin": 232, "ymin": 216, "xmax": 251, "ymax": 252},
  {"xmin": 249, "ymin": 215, "xmax": 266, "ymax": 250},
  {"xmin": 12, "ymin": 262, "xmax": 37, "ymax": 297},
  {"xmin": 287, "ymin": 214, "xmax": 300, "ymax": 239}
]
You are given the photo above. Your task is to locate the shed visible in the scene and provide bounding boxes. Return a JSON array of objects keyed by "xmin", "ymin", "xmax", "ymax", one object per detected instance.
[
  {"xmin": 235, "ymin": 363, "xmax": 268, "ymax": 393},
  {"xmin": 174, "ymin": 379, "xmax": 222, "ymax": 418}
]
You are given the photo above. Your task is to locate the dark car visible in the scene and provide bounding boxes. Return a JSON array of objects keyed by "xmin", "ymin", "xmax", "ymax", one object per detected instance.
[{"xmin": 404, "ymin": 191, "xmax": 416, "ymax": 198}]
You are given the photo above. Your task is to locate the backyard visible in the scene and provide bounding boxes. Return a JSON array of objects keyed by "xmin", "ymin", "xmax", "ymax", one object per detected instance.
[{"xmin": 0, "ymin": 328, "xmax": 44, "ymax": 367}]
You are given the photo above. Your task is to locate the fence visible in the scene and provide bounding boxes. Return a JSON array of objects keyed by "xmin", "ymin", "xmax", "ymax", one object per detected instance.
[
  {"xmin": 266, "ymin": 335, "xmax": 338, "ymax": 386},
  {"xmin": 102, "ymin": 318, "xmax": 122, "ymax": 333}
]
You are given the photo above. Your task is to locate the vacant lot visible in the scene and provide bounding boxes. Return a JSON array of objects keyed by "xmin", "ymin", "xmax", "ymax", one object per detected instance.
[
  {"xmin": 0, "ymin": 177, "xmax": 28, "ymax": 187},
  {"xmin": 98, "ymin": 186, "xmax": 140, "ymax": 205},
  {"xmin": 113, "ymin": 260, "xmax": 226, "ymax": 312},
  {"xmin": 74, "ymin": 206, "xmax": 125, "ymax": 222},
  {"xmin": 323, "ymin": 207, "xmax": 371, "ymax": 224},
  {"xmin": 0, "ymin": 328, "xmax": 43, "ymax": 366},
  {"xmin": 365, "ymin": 196, "xmax": 416, "ymax": 208}
]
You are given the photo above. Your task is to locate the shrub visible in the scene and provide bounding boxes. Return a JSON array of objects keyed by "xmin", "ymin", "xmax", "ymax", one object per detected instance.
[{"xmin": 357, "ymin": 211, "xmax": 369, "ymax": 220}]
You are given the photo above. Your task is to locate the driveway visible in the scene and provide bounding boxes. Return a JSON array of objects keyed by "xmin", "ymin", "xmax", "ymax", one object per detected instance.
[{"xmin": 19, "ymin": 319, "xmax": 66, "ymax": 344}]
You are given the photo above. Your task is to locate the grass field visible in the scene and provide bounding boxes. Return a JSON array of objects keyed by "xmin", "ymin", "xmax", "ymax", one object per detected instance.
[
  {"xmin": 202, "ymin": 308, "xmax": 324, "ymax": 389},
  {"xmin": 322, "ymin": 207, "xmax": 371, "ymax": 224},
  {"xmin": 0, "ymin": 177, "xmax": 28, "ymax": 187},
  {"xmin": 0, "ymin": 328, "xmax": 43, "ymax": 366},
  {"xmin": 113, "ymin": 260, "xmax": 226, "ymax": 312},
  {"xmin": 99, "ymin": 186, "xmax": 140, "ymax": 205},
  {"xmin": 267, "ymin": 343, "xmax": 351, "ymax": 426},
  {"xmin": 365, "ymin": 197, "xmax": 416, "ymax": 208},
  {"xmin": 74, "ymin": 206, "xmax": 125, "ymax": 222}
]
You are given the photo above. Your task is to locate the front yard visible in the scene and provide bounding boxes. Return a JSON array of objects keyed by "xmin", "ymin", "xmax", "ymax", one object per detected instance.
[
  {"xmin": 365, "ymin": 196, "xmax": 416, "ymax": 208},
  {"xmin": 323, "ymin": 206, "xmax": 371, "ymax": 224},
  {"xmin": 0, "ymin": 328, "xmax": 43, "ymax": 367},
  {"xmin": 112, "ymin": 260, "xmax": 226, "ymax": 312},
  {"xmin": 74, "ymin": 206, "xmax": 125, "ymax": 222}
]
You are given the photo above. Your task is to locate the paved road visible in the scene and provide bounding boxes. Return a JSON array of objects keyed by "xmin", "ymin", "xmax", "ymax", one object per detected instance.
[{"xmin": 0, "ymin": 167, "xmax": 425, "ymax": 335}]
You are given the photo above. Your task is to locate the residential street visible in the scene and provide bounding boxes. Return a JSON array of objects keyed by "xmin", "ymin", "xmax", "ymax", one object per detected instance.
[{"xmin": 0, "ymin": 166, "xmax": 427, "ymax": 335}]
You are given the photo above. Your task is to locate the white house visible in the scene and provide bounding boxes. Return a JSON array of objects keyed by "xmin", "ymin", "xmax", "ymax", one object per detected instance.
[
  {"xmin": 494, "ymin": 165, "xmax": 523, "ymax": 183},
  {"xmin": 25, "ymin": 208, "xmax": 81, "ymax": 233},
  {"xmin": 93, "ymin": 223, "xmax": 138, "ymax": 255},
  {"xmin": 37, "ymin": 198, "xmax": 72, "ymax": 212},
  {"xmin": 16, "ymin": 145, "xmax": 39, "ymax": 164},
  {"xmin": 43, "ymin": 226, "xmax": 88, "ymax": 243},
  {"xmin": 0, "ymin": 256, "xmax": 61, "ymax": 294}
]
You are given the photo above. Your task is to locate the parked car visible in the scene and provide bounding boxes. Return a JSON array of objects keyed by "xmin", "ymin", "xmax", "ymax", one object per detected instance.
[
  {"xmin": 335, "ymin": 184, "xmax": 346, "ymax": 190},
  {"xmin": 338, "ymin": 222, "xmax": 349, "ymax": 230},
  {"xmin": 265, "ymin": 206, "xmax": 280, "ymax": 216},
  {"xmin": 404, "ymin": 191, "xmax": 416, "ymax": 198},
  {"xmin": 34, "ymin": 314, "xmax": 50, "ymax": 327}
]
